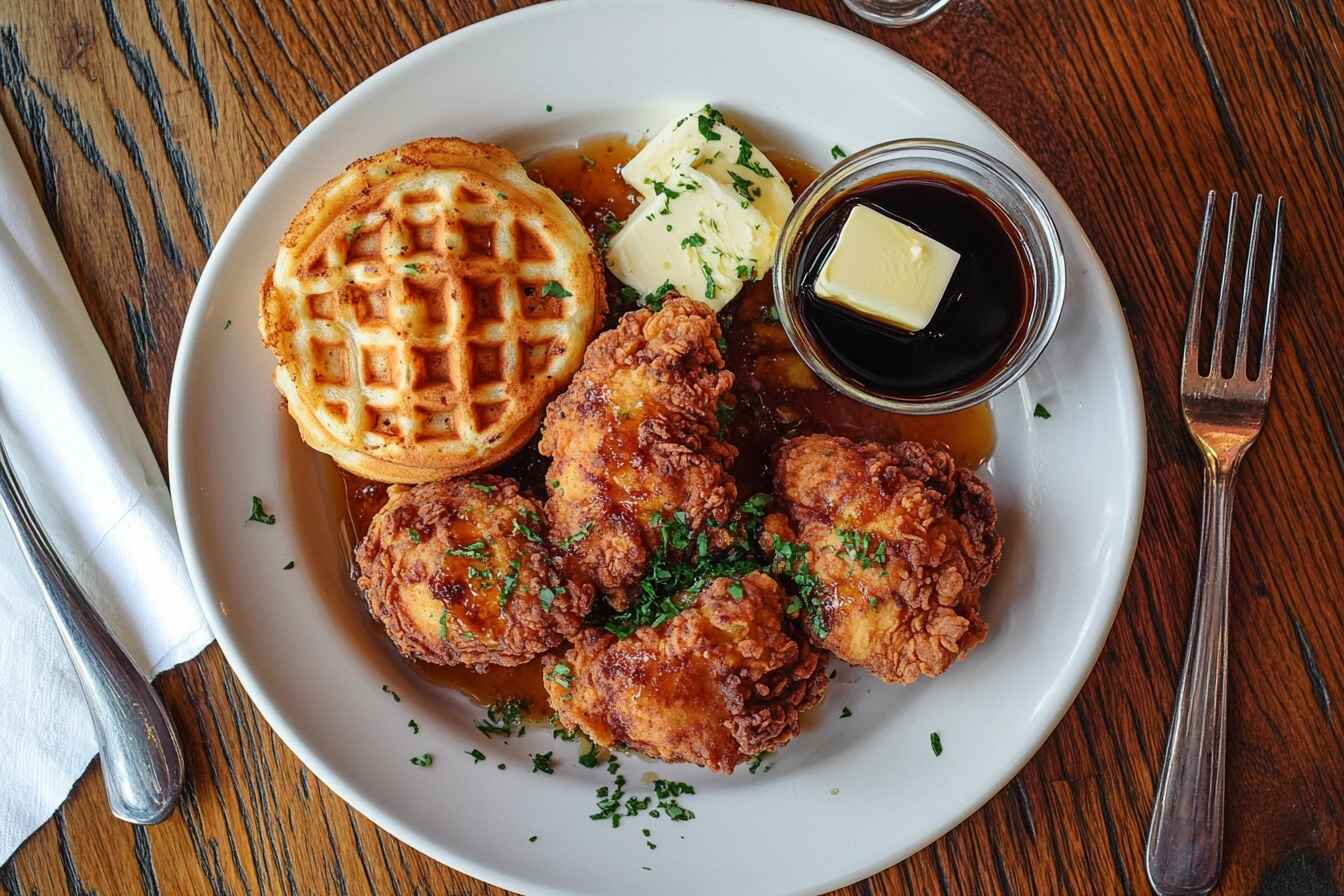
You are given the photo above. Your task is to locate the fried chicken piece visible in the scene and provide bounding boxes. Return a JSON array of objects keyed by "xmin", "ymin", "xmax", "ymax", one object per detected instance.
[
  {"xmin": 772, "ymin": 434, "xmax": 1002, "ymax": 684},
  {"xmin": 544, "ymin": 572, "xmax": 828, "ymax": 773},
  {"xmin": 538, "ymin": 297, "xmax": 738, "ymax": 609},
  {"xmin": 356, "ymin": 476, "xmax": 591, "ymax": 670}
]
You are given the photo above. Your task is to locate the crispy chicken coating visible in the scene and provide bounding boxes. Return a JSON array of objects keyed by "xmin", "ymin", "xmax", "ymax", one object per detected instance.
[
  {"xmin": 538, "ymin": 297, "xmax": 738, "ymax": 610},
  {"xmin": 544, "ymin": 572, "xmax": 828, "ymax": 773},
  {"xmin": 772, "ymin": 434, "xmax": 1002, "ymax": 684},
  {"xmin": 355, "ymin": 476, "xmax": 591, "ymax": 670}
]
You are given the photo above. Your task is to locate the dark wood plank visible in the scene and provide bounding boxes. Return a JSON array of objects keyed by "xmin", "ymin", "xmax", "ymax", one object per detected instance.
[{"xmin": 0, "ymin": 0, "xmax": 1341, "ymax": 894}]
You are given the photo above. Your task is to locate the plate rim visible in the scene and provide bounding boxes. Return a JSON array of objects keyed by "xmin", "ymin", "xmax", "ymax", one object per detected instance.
[{"xmin": 167, "ymin": 2, "xmax": 1147, "ymax": 893}]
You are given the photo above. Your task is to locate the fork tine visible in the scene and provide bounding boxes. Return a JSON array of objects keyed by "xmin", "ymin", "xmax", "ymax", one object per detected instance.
[
  {"xmin": 1183, "ymin": 191, "xmax": 1217, "ymax": 382},
  {"xmin": 1233, "ymin": 194, "xmax": 1265, "ymax": 376},
  {"xmin": 1259, "ymin": 196, "xmax": 1286, "ymax": 382},
  {"xmin": 1208, "ymin": 192, "xmax": 1239, "ymax": 377}
]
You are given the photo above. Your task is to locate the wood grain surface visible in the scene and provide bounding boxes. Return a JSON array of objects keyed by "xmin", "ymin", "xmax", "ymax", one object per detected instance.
[{"xmin": 1, "ymin": 1, "xmax": 1341, "ymax": 894}]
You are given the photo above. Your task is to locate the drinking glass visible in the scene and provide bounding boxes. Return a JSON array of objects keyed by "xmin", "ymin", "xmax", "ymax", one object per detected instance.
[{"xmin": 842, "ymin": 0, "xmax": 952, "ymax": 27}]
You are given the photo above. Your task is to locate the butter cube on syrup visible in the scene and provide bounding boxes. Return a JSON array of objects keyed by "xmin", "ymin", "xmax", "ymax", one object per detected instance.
[{"xmin": 813, "ymin": 204, "xmax": 960, "ymax": 332}]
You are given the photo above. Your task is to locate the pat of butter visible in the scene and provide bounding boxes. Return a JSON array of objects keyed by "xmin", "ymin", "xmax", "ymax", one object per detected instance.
[
  {"xmin": 622, "ymin": 107, "xmax": 794, "ymax": 238},
  {"xmin": 606, "ymin": 168, "xmax": 774, "ymax": 312},
  {"xmin": 813, "ymin": 205, "xmax": 960, "ymax": 332}
]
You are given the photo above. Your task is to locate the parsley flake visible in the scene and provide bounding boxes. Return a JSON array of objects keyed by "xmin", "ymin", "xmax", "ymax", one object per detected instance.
[
  {"xmin": 541, "ymin": 280, "xmax": 573, "ymax": 298},
  {"xmin": 468, "ymin": 482, "xmax": 497, "ymax": 493},
  {"xmin": 282, "ymin": 560, "xmax": 294, "ymax": 570},
  {"xmin": 547, "ymin": 663, "xmax": 573, "ymax": 689},
  {"xmin": 408, "ymin": 719, "xmax": 420, "ymax": 734},
  {"xmin": 831, "ymin": 145, "xmax": 847, "ymax": 159},
  {"xmin": 446, "ymin": 541, "xmax": 488, "ymax": 559},
  {"xmin": 476, "ymin": 698, "xmax": 528, "ymax": 739},
  {"xmin": 840, "ymin": 706, "xmax": 852, "ymax": 719},
  {"xmin": 735, "ymin": 136, "xmax": 774, "ymax": 178},
  {"xmin": 680, "ymin": 233, "xmax": 706, "ymax": 250},
  {"xmin": 578, "ymin": 741, "xmax": 601, "ymax": 768},
  {"xmin": 531, "ymin": 751, "xmax": 555, "ymax": 774},
  {"xmin": 247, "ymin": 496, "xmax": 276, "ymax": 525},
  {"xmin": 381, "ymin": 684, "xmax": 401, "ymax": 702},
  {"xmin": 557, "ymin": 522, "xmax": 594, "ymax": 550},
  {"xmin": 466, "ymin": 749, "xmax": 485, "ymax": 764},
  {"xmin": 410, "ymin": 753, "xmax": 433, "ymax": 767},
  {"xmin": 404, "ymin": 263, "xmax": 422, "ymax": 274},
  {"xmin": 931, "ymin": 731, "xmax": 944, "ymax": 756},
  {"xmin": 1034, "ymin": 402, "xmax": 1052, "ymax": 419}
]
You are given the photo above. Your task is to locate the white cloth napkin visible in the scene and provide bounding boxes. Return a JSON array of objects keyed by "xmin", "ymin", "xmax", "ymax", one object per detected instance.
[{"xmin": 0, "ymin": 122, "xmax": 212, "ymax": 863}]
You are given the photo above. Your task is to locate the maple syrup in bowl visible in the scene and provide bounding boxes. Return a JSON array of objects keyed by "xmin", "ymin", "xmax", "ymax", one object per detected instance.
[{"xmin": 774, "ymin": 139, "xmax": 1065, "ymax": 414}]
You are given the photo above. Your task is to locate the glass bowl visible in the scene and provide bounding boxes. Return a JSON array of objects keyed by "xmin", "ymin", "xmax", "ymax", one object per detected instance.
[{"xmin": 772, "ymin": 139, "xmax": 1066, "ymax": 414}]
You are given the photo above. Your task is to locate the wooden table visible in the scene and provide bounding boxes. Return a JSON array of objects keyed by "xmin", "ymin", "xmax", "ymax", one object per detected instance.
[{"xmin": 2, "ymin": 1, "xmax": 1341, "ymax": 893}]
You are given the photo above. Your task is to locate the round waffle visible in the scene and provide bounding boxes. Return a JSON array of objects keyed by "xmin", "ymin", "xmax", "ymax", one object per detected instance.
[{"xmin": 259, "ymin": 137, "xmax": 605, "ymax": 483}]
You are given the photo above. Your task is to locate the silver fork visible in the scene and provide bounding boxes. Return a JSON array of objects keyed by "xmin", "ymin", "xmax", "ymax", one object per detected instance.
[{"xmin": 1146, "ymin": 191, "xmax": 1285, "ymax": 896}]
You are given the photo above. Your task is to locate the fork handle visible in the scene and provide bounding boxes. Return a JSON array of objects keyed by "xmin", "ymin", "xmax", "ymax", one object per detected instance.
[
  {"xmin": 1146, "ymin": 461, "xmax": 1236, "ymax": 895},
  {"xmin": 0, "ymin": 436, "xmax": 184, "ymax": 824}
]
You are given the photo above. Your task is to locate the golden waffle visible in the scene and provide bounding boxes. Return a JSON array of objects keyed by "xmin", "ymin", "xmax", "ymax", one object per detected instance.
[{"xmin": 259, "ymin": 138, "xmax": 605, "ymax": 483}]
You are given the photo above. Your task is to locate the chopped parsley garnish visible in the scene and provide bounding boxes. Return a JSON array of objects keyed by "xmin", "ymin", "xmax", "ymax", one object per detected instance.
[
  {"xmin": 553, "ymin": 725, "xmax": 577, "ymax": 741},
  {"xmin": 697, "ymin": 105, "xmax": 724, "ymax": 142},
  {"xmin": 283, "ymin": 560, "xmax": 295, "ymax": 570},
  {"xmin": 545, "ymin": 103, "xmax": 553, "ymax": 112},
  {"xmin": 512, "ymin": 515, "xmax": 545, "ymax": 544},
  {"xmin": 931, "ymin": 731, "xmax": 944, "ymax": 756},
  {"xmin": 651, "ymin": 180, "xmax": 679, "ymax": 215},
  {"xmin": 541, "ymin": 280, "xmax": 573, "ymax": 298},
  {"xmin": 735, "ymin": 136, "xmax": 774, "ymax": 178},
  {"xmin": 700, "ymin": 261, "xmax": 717, "ymax": 301},
  {"xmin": 538, "ymin": 586, "xmax": 562, "ymax": 611},
  {"xmin": 247, "ymin": 496, "xmax": 276, "ymax": 525},
  {"xmin": 840, "ymin": 706, "xmax": 852, "ymax": 719},
  {"xmin": 726, "ymin": 581, "xmax": 744, "ymax": 600},
  {"xmin": 748, "ymin": 751, "xmax": 773, "ymax": 774},
  {"xmin": 409, "ymin": 753, "xmax": 433, "ymax": 767},
  {"xmin": 496, "ymin": 191, "xmax": 507, "ymax": 200},
  {"xmin": 404, "ymin": 263, "xmax": 422, "ymax": 274},
  {"xmin": 1034, "ymin": 402, "xmax": 1052, "ymax": 419},
  {"xmin": 475, "ymin": 698, "xmax": 528, "ymax": 739},
  {"xmin": 381, "ymin": 684, "xmax": 401, "ymax": 702},
  {"xmin": 737, "ymin": 262, "xmax": 758, "ymax": 282},
  {"xmin": 499, "ymin": 558, "xmax": 521, "ymax": 608},
  {"xmin": 771, "ymin": 536, "xmax": 829, "ymax": 639},
  {"xmin": 466, "ymin": 748, "xmax": 485, "ymax": 764},
  {"xmin": 438, "ymin": 610, "xmax": 450, "ymax": 641},
  {"xmin": 680, "ymin": 233, "xmax": 706, "ymax": 250},
  {"xmin": 557, "ymin": 522, "xmax": 594, "ymax": 550},
  {"xmin": 407, "ymin": 719, "xmax": 420, "ymax": 734},
  {"xmin": 831, "ymin": 145, "xmax": 847, "ymax": 159},
  {"xmin": 223, "ymin": 319, "xmax": 232, "ymax": 330},
  {"xmin": 347, "ymin": 222, "xmax": 362, "ymax": 240},
  {"xmin": 529, "ymin": 835, "xmax": 538, "ymax": 842},
  {"xmin": 468, "ymin": 482, "xmax": 497, "ymax": 493},
  {"xmin": 837, "ymin": 528, "xmax": 887, "ymax": 569},
  {"xmin": 727, "ymin": 170, "xmax": 759, "ymax": 205},
  {"xmin": 531, "ymin": 752, "xmax": 555, "ymax": 774},
  {"xmin": 599, "ymin": 495, "xmax": 774, "ymax": 638},
  {"xmin": 547, "ymin": 663, "xmax": 574, "ymax": 689},
  {"xmin": 760, "ymin": 303, "xmax": 780, "ymax": 322},
  {"xmin": 578, "ymin": 741, "xmax": 601, "ymax": 768},
  {"xmin": 715, "ymin": 401, "xmax": 734, "ymax": 438},
  {"xmin": 446, "ymin": 541, "xmax": 488, "ymax": 559},
  {"xmin": 653, "ymin": 779, "xmax": 696, "ymax": 821},
  {"xmin": 408, "ymin": 527, "xmax": 422, "ymax": 544}
]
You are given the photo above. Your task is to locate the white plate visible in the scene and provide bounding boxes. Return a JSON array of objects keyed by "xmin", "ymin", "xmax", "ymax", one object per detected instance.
[{"xmin": 168, "ymin": 2, "xmax": 1145, "ymax": 894}]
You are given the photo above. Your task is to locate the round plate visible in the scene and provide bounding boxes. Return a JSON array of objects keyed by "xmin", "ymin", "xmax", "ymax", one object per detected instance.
[{"xmin": 168, "ymin": 2, "xmax": 1145, "ymax": 894}]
